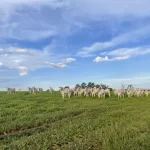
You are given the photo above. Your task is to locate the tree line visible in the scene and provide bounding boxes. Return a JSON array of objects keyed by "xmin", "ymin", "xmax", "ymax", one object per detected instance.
[{"xmin": 65, "ymin": 82, "xmax": 112, "ymax": 90}]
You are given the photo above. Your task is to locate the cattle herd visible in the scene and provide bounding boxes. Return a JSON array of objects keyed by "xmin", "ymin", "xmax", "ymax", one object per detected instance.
[
  {"xmin": 59, "ymin": 86, "xmax": 150, "ymax": 99},
  {"xmin": 6, "ymin": 87, "xmax": 54, "ymax": 94},
  {"xmin": 6, "ymin": 85, "xmax": 150, "ymax": 99}
]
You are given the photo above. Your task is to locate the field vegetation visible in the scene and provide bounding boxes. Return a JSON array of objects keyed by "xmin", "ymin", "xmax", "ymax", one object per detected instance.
[{"xmin": 1, "ymin": 92, "xmax": 150, "ymax": 149}]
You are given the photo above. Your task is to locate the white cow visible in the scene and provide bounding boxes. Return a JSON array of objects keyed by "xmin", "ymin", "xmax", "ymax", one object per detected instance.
[
  {"xmin": 49, "ymin": 87, "xmax": 54, "ymax": 94},
  {"xmin": 144, "ymin": 89, "xmax": 149, "ymax": 97},
  {"xmin": 7, "ymin": 88, "xmax": 16, "ymax": 94},
  {"xmin": 105, "ymin": 88, "xmax": 110, "ymax": 97},
  {"xmin": 73, "ymin": 87, "xmax": 80, "ymax": 96},
  {"xmin": 32, "ymin": 87, "xmax": 38, "ymax": 94},
  {"xmin": 78, "ymin": 88, "xmax": 86, "ymax": 96},
  {"xmin": 127, "ymin": 89, "xmax": 133, "ymax": 97},
  {"xmin": 59, "ymin": 87, "xmax": 73, "ymax": 99},
  {"xmin": 115, "ymin": 90, "xmax": 125, "ymax": 98},
  {"xmin": 91, "ymin": 87, "xmax": 99, "ymax": 97},
  {"xmin": 98, "ymin": 89, "xmax": 105, "ymax": 98},
  {"xmin": 84, "ymin": 87, "xmax": 92, "ymax": 97}
]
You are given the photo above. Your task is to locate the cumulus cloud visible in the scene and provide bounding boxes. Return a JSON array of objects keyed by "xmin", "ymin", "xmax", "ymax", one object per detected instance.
[
  {"xmin": 65, "ymin": 58, "xmax": 76, "ymax": 63},
  {"xmin": 0, "ymin": 46, "xmax": 70, "ymax": 76},
  {"xmin": 94, "ymin": 56, "xmax": 109, "ymax": 62},
  {"xmin": 94, "ymin": 55, "xmax": 130, "ymax": 62}
]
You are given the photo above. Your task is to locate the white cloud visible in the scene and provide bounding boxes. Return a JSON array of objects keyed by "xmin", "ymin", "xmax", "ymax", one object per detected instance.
[
  {"xmin": 101, "ymin": 47, "xmax": 150, "ymax": 57},
  {"xmin": 46, "ymin": 62, "xmax": 68, "ymax": 68},
  {"xmin": 65, "ymin": 58, "xmax": 76, "ymax": 63},
  {"xmin": 20, "ymin": 71, "xmax": 28, "ymax": 76},
  {"xmin": 78, "ymin": 26, "xmax": 150, "ymax": 56},
  {"xmin": 113, "ymin": 56, "xmax": 130, "ymax": 61},
  {"xmin": 94, "ymin": 56, "xmax": 109, "ymax": 62},
  {"xmin": 69, "ymin": 0, "xmax": 150, "ymax": 18},
  {"xmin": 94, "ymin": 55, "xmax": 130, "ymax": 62},
  {"xmin": 9, "ymin": 48, "xmax": 29, "ymax": 54},
  {"xmin": 0, "ymin": 45, "xmax": 70, "ymax": 76},
  {"xmin": 18, "ymin": 66, "xmax": 28, "ymax": 76},
  {"xmin": 78, "ymin": 42, "xmax": 114, "ymax": 56},
  {"xmin": 0, "ymin": 0, "xmax": 69, "ymax": 41},
  {"xmin": 0, "ymin": 48, "xmax": 4, "ymax": 52},
  {"xmin": 1, "ymin": 0, "xmax": 150, "ymax": 43},
  {"xmin": 18, "ymin": 66, "xmax": 28, "ymax": 70},
  {"xmin": 0, "ymin": 0, "xmax": 68, "ymax": 9}
]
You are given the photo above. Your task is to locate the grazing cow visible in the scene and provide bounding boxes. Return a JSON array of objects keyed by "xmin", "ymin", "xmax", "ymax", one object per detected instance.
[
  {"xmin": 59, "ymin": 87, "xmax": 73, "ymax": 99},
  {"xmin": 28, "ymin": 87, "xmax": 38, "ymax": 94},
  {"xmin": 127, "ymin": 89, "xmax": 133, "ymax": 97},
  {"xmin": 98, "ymin": 88, "xmax": 105, "ymax": 98},
  {"xmin": 32, "ymin": 87, "xmax": 38, "ymax": 94},
  {"xmin": 78, "ymin": 88, "xmax": 86, "ymax": 96},
  {"xmin": 7, "ymin": 88, "xmax": 16, "ymax": 94},
  {"xmin": 114, "ymin": 90, "xmax": 125, "ymax": 98},
  {"xmin": 84, "ymin": 87, "xmax": 92, "ymax": 97},
  {"xmin": 135, "ymin": 89, "xmax": 142, "ymax": 97},
  {"xmin": 113, "ymin": 89, "xmax": 118, "ymax": 96},
  {"xmin": 28, "ymin": 87, "xmax": 33, "ymax": 93},
  {"xmin": 145, "ymin": 90, "xmax": 149, "ymax": 97},
  {"xmin": 73, "ymin": 87, "xmax": 80, "ymax": 96},
  {"xmin": 49, "ymin": 87, "xmax": 54, "ymax": 93},
  {"xmin": 91, "ymin": 87, "xmax": 99, "ymax": 97},
  {"xmin": 38, "ymin": 88, "xmax": 43, "ymax": 92},
  {"xmin": 105, "ymin": 88, "xmax": 111, "ymax": 97}
]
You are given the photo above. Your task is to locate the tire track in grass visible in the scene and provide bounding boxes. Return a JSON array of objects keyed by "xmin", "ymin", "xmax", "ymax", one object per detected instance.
[
  {"xmin": 0, "ymin": 110, "xmax": 87, "ymax": 140},
  {"xmin": 0, "ymin": 99, "xmax": 139, "ymax": 139}
]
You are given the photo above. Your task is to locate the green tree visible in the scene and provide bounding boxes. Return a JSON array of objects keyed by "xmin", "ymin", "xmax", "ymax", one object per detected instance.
[
  {"xmin": 91, "ymin": 82, "xmax": 95, "ymax": 88},
  {"xmin": 65, "ymin": 86, "xmax": 69, "ymax": 88},
  {"xmin": 75, "ymin": 84, "xmax": 80, "ymax": 88},
  {"xmin": 95, "ymin": 84, "xmax": 100, "ymax": 88},
  {"xmin": 81, "ymin": 82, "xmax": 87, "ymax": 88},
  {"xmin": 100, "ymin": 83, "xmax": 109, "ymax": 89},
  {"xmin": 87, "ymin": 82, "xmax": 92, "ymax": 88}
]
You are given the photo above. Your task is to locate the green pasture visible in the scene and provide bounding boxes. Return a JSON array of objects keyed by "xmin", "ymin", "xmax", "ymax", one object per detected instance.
[{"xmin": 1, "ymin": 92, "xmax": 150, "ymax": 150}]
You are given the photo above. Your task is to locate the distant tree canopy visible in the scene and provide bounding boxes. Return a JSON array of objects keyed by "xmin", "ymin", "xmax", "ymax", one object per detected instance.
[
  {"xmin": 74, "ymin": 82, "xmax": 110, "ymax": 89},
  {"xmin": 81, "ymin": 82, "xmax": 87, "ymax": 88},
  {"xmin": 95, "ymin": 84, "xmax": 100, "ymax": 88},
  {"xmin": 75, "ymin": 84, "xmax": 80, "ymax": 88},
  {"xmin": 87, "ymin": 82, "xmax": 95, "ymax": 88},
  {"xmin": 127, "ymin": 84, "xmax": 133, "ymax": 90},
  {"xmin": 64, "ymin": 82, "xmax": 111, "ymax": 89},
  {"xmin": 100, "ymin": 84, "xmax": 109, "ymax": 89},
  {"xmin": 65, "ymin": 86, "xmax": 70, "ymax": 88}
]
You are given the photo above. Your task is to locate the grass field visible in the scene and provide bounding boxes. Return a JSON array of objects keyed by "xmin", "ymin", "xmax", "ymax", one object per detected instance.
[{"xmin": 1, "ymin": 92, "xmax": 150, "ymax": 150}]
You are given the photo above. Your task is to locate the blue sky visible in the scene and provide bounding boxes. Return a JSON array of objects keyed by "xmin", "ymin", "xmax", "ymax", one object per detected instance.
[{"xmin": 0, "ymin": 0, "xmax": 150, "ymax": 90}]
